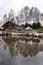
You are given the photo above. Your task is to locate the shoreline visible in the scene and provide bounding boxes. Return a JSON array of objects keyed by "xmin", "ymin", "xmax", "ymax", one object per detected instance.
[{"xmin": 0, "ymin": 32, "xmax": 43, "ymax": 39}]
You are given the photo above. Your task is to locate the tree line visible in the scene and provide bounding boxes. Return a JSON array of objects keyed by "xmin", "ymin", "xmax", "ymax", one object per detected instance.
[{"xmin": 21, "ymin": 22, "xmax": 42, "ymax": 29}]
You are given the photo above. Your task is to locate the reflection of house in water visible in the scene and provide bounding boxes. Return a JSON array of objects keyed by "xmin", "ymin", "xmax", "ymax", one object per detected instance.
[{"xmin": 2, "ymin": 36, "xmax": 43, "ymax": 57}]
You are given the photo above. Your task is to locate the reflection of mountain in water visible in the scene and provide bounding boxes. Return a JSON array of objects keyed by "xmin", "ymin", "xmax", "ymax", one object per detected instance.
[{"xmin": 1, "ymin": 36, "xmax": 43, "ymax": 57}]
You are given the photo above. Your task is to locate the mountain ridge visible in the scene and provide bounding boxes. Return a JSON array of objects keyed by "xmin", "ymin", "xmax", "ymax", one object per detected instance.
[{"xmin": 0, "ymin": 6, "xmax": 43, "ymax": 26}]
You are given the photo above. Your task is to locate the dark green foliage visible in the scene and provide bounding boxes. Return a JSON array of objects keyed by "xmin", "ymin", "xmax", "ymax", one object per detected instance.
[
  {"xmin": 21, "ymin": 22, "xmax": 41, "ymax": 29},
  {"xmin": 21, "ymin": 23, "xmax": 32, "ymax": 28},
  {"xmin": 32, "ymin": 22, "xmax": 41, "ymax": 29},
  {"xmin": 24, "ymin": 23, "xmax": 29, "ymax": 28}
]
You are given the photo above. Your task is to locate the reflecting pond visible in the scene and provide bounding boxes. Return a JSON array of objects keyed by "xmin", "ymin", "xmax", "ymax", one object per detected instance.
[{"xmin": 0, "ymin": 35, "xmax": 43, "ymax": 65}]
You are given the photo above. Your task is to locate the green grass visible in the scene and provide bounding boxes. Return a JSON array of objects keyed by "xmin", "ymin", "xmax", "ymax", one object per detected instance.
[{"xmin": 36, "ymin": 27, "xmax": 43, "ymax": 33}]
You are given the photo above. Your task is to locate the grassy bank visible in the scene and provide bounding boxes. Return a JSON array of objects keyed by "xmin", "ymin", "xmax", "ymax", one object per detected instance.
[
  {"xmin": 21, "ymin": 22, "xmax": 43, "ymax": 33},
  {"xmin": 35, "ymin": 27, "xmax": 43, "ymax": 33}
]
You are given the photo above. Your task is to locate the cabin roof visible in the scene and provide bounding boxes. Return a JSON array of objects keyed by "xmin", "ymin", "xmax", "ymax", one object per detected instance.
[
  {"xmin": 1, "ymin": 21, "xmax": 23, "ymax": 30},
  {"xmin": 2, "ymin": 21, "xmax": 15, "ymax": 27}
]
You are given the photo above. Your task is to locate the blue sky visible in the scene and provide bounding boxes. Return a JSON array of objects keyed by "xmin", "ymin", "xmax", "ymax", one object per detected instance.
[{"xmin": 0, "ymin": 0, "xmax": 43, "ymax": 20}]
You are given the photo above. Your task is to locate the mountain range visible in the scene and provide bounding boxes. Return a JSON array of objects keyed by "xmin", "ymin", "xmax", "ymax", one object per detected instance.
[
  {"xmin": 0, "ymin": 6, "xmax": 43, "ymax": 26},
  {"xmin": 16, "ymin": 6, "xmax": 43, "ymax": 25}
]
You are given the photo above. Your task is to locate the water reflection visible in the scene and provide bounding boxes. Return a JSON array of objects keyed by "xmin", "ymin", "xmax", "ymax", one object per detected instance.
[
  {"xmin": 0, "ymin": 36, "xmax": 43, "ymax": 65},
  {"xmin": 2, "ymin": 36, "xmax": 43, "ymax": 57}
]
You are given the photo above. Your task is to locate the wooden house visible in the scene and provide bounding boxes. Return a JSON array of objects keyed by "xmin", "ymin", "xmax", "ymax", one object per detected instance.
[{"xmin": 2, "ymin": 21, "xmax": 23, "ymax": 31}]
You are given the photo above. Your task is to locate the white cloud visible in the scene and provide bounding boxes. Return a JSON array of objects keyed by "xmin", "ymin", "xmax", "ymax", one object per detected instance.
[{"xmin": 0, "ymin": 0, "xmax": 3, "ymax": 6}]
